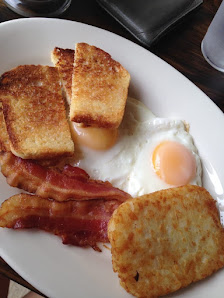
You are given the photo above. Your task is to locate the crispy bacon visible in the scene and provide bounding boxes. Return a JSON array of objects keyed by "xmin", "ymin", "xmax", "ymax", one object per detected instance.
[
  {"xmin": 0, "ymin": 193, "xmax": 121, "ymax": 251},
  {"xmin": 0, "ymin": 152, "xmax": 131, "ymax": 202}
]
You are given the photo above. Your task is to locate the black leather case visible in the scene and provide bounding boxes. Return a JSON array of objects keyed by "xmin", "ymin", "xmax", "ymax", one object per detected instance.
[{"xmin": 97, "ymin": 0, "xmax": 203, "ymax": 47}]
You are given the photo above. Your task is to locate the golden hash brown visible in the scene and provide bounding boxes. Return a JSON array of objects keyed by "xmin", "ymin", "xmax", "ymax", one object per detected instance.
[
  {"xmin": 108, "ymin": 185, "xmax": 224, "ymax": 297},
  {"xmin": 70, "ymin": 43, "xmax": 130, "ymax": 128},
  {"xmin": 0, "ymin": 65, "xmax": 74, "ymax": 159},
  {"xmin": 0, "ymin": 104, "xmax": 10, "ymax": 152},
  {"xmin": 51, "ymin": 47, "xmax": 74, "ymax": 104}
]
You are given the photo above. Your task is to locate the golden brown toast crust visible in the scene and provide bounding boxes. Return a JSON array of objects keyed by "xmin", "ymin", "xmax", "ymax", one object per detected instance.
[
  {"xmin": 70, "ymin": 43, "xmax": 130, "ymax": 128},
  {"xmin": 51, "ymin": 47, "xmax": 74, "ymax": 104},
  {"xmin": 108, "ymin": 185, "xmax": 224, "ymax": 297},
  {"xmin": 0, "ymin": 65, "xmax": 74, "ymax": 159}
]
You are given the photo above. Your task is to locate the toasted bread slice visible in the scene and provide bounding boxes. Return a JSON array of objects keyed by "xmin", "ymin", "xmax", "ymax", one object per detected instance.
[
  {"xmin": 0, "ymin": 65, "xmax": 74, "ymax": 159},
  {"xmin": 0, "ymin": 103, "xmax": 10, "ymax": 152},
  {"xmin": 70, "ymin": 43, "xmax": 130, "ymax": 128},
  {"xmin": 108, "ymin": 185, "xmax": 224, "ymax": 297},
  {"xmin": 0, "ymin": 105, "xmax": 68, "ymax": 167},
  {"xmin": 51, "ymin": 47, "xmax": 74, "ymax": 104}
]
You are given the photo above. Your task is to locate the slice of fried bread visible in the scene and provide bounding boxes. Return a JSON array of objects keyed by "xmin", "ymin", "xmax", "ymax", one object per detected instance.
[
  {"xmin": 0, "ymin": 103, "xmax": 10, "ymax": 152},
  {"xmin": 0, "ymin": 105, "xmax": 68, "ymax": 167},
  {"xmin": 108, "ymin": 185, "xmax": 224, "ymax": 297},
  {"xmin": 0, "ymin": 65, "xmax": 74, "ymax": 159},
  {"xmin": 70, "ymin": 43, "xmax": 130, "ymax": 128},
  {"xmin": 51, "ymin": 47, "xmax": 74, "ymax": 104}
]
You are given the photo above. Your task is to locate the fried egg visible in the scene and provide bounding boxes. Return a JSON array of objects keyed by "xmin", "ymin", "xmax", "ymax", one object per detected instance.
[{"xmin": 70, "ymin": 97, "xmax": 202, "ymax": 197}]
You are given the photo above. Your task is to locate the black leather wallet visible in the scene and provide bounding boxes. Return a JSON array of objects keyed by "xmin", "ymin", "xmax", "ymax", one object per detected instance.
[{"xmin": 97, "ymin": 0, "xmax": 203, "ymax": 47}]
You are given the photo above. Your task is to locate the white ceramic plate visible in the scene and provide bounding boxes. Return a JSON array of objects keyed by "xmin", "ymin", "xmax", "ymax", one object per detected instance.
[{"xmin": 0, "ymin": 18, "xmax": 224, "ymax": 298}]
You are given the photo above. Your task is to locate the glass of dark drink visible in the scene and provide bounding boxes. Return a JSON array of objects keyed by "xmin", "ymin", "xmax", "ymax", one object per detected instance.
[{"xmin": 3, "ymin": 0, "xmax": 71, "ymax": 17}]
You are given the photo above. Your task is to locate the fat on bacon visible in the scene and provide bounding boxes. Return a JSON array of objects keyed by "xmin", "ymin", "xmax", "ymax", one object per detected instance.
[
  {"xmin": 0, "ymin": 152, "xmax": 131, "ymax": 202},
  {"xmin": 0, "ymin": 193, "xmax": 122, "ymax": 251}
]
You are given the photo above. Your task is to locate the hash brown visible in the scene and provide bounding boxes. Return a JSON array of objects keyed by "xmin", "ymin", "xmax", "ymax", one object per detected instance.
[{"xmin": 108, "ymin": 185, "xmax": 224, "ymax": 297}]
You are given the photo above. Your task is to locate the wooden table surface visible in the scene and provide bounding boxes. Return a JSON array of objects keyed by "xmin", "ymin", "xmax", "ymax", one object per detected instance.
[{"xmin": 0, "ymin": 0, "xmax": 223, "ymax": 297}]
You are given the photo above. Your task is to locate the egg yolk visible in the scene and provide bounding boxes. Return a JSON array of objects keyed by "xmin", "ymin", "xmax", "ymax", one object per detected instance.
[
  {"xmin": 70, "ymin": 122, "xmax": 118, "ymax": 150},
  {"xmin": 152, "ymin": 141, "xmax": 196, "ymax": 186}
]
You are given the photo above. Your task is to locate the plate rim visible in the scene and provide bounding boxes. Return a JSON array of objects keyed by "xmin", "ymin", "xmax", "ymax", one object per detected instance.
[{"xmin": 0, "ymin": 17, "xmax": 224, "ymax": 298}]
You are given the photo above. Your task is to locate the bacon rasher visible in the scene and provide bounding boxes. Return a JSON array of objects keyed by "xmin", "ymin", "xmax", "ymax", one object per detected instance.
[
  {"xmin": 0, "ymin": 152, "xmax": 131, "ymax": 202},
  {"xmin": 0, "ymin": 193, "xmax": 121, "ymax": 251}
]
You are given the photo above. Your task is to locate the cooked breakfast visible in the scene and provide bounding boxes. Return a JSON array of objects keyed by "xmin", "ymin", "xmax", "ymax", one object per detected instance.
[
  {"xmin": 108, "ymin": 185, "xmax": 224, "ymax": 297},
  {"xmin": 0, "ymin": 42, "xmax": 223, "ymax": 297}
]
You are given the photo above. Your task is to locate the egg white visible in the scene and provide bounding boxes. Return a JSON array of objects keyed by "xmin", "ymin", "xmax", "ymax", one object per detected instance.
[
  {"xmin": 72, "ymin": 97, "xmax": 202, "ymax": 197},
  {"xmin": 127, "ymin": 117, "xmax": 202, "ymax": 197}
]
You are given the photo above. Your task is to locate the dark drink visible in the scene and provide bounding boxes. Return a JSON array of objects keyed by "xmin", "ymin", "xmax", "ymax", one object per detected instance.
[{"xmin": 3, "ymin": 0, "xmax": 71, "ymax": 16}]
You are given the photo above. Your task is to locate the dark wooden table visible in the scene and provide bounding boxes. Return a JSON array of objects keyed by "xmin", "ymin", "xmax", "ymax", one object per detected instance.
[{"xmin": 0, "ymin": 0, "xmax": 223, "ymax": 297}]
